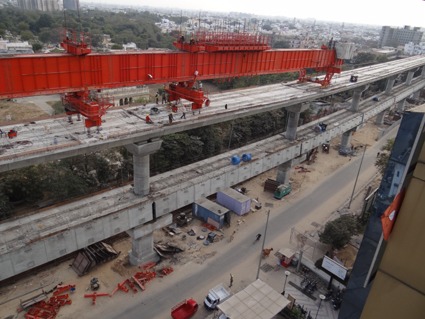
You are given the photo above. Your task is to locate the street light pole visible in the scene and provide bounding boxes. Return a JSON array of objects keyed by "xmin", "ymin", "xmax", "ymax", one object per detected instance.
[
  {"xmin": 282, "ymin": 270, "xmax": 291, "ymax": 296},
  {"xmin": 256, "ymin": 209, "xmax": 270, "ymax": 280},
  {"xmin": 314, "ymin": 294, "xmax": 326, "ymax": 319},
  {"xmin": 348, "ymin": 145, "xmax": 367, "ymax": 209}
]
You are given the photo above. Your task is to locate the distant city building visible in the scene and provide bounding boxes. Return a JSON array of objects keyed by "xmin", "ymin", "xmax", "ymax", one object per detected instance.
[
  {"xmin": 379, "ymin": 25, "xmax": 423, "ymax": 48},
  {"xmin": 17, "ymin": 0, "xmax": 60, "ymax": 11},
  {"xmin": 0, "ymin": 39, "xmax": 33, "ymax": 55},
  {"xmin": 63, "ymin": 0, "xmax": 78, "ymax": 10},
  {"xmin": 404, "ymin": 41, "xmax": 425, "ymax": 56},
  {"xmin": 123, "ymin": 42, "xmax": 137, "ymax": 51}
]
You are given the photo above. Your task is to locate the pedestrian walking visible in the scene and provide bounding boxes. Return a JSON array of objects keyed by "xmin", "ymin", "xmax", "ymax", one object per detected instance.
[
  {"xmin": 225, "ymin": 104, "xmax": 228, "ymax": 110},
  {"xmin": 229, "ymin": 273, "xmax": 233, "ymax": 288},
  {"xmin": 155, "ymin": 93, "xmax": 159, "ymax": 104},
  {"xmin": 180, "ymin": 105, "xmax": 187, "ymax": 119},
  {"xmin": 168, "ymin": 113, "xmax": 174, "ymax": 124}
]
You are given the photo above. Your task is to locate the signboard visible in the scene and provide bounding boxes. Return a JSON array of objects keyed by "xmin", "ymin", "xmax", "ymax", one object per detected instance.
[{"xmin": 322, "ymin": 256, "xmax": 348, "ymax": 280}]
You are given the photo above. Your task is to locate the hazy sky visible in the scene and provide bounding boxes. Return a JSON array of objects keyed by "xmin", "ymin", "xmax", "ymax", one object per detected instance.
[{"xmin": 85, "ymin": 0, "xmax": 425, "ymax": 28}]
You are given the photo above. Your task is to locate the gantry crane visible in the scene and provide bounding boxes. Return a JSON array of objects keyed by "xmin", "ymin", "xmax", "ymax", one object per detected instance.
[{"xmin": 0, "ymin": 29, "xmax": 353, "ymax": 131}]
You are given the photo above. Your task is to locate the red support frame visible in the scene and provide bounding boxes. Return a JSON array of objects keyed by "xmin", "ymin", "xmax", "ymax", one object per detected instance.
[{"xmin": 0, "ymin": 34, "xmax": 342, "ymax": 128}]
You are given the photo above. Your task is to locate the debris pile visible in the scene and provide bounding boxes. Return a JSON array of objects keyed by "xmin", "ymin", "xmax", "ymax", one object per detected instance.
[
  {"xmin": 23, "ymin": 284, "xmax": 75, "ymax": 319},
  {"xmin": 83, "ymin": 261, "xmax": 175, "ymax": 305}
]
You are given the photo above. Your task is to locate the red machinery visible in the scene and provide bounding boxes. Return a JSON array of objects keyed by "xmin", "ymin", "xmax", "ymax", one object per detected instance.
[
  {"xmin": 0, "ymin": 31, "xmax": 344, "ymax": 130},
  {"xmin": 171, "ymin": 298, "xmax": 198, "ymax": 319}
]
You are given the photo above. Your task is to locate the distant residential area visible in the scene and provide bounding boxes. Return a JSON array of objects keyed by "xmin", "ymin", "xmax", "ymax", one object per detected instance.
[{"xmin": 0, "ymin": 0, "xmax": 424, "ymax": 57}]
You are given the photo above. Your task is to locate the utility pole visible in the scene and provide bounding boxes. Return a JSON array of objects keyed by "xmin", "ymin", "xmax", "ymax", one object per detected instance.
[
  {"xmin": 256, "ymin": 209, "xmax": 270, "ymax": 280},
  {"xmin": 348, "ymin": 145, "xmax": 367, "ymax": 209}
]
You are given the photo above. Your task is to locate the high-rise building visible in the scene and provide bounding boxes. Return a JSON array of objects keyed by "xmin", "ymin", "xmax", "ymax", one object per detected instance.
[
  {"xmin": 17, "ymin": 0, "xmax": 60, "ymax": 11},
  {"xmin": 63, "ymin": 0, "xmax": 78, "ymax": 11},
  {"xmin": 379, "ymin": 25, "xmax": 423, "ymax": 48},
  {"xmin": 338, "ymin": 104, "xmax": 425, "ymax": 319}
]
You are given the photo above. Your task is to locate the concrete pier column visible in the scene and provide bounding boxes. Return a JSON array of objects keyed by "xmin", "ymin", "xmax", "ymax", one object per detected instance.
[
  {"xmin": 405, "ymin": 70, "xmax": 415, "ymax": 86},
  {"xmin": 396, "ymin": 99, "xmax": 405, "ymax": 113},
  {"xmin": 413, "ymin": 91, "xmax": 420, "ymax": 99},
  {"xmin": 127, "ymin": 214, "xmax": 172, "ymax": 266},
  {"xmin": 126, "ymin": 139, "xmax": 162, "ymax": 196},
  {"xmin": 375, "ymin": 110, "xmax": 386, "ymax": 125},
  {"xmin": 339, "ymin": 129, "xmax": 354, "ymax": 155},
  {"xmin": 385, "ymin": 76, "xmax": 396, "ymax": 95},
  {"xmin": 276, "ymin": 160, "xmax": 292, "ymax": 185},
  {"xmin": 285, "ymin": 103, "xmax": 309, "ymax": 140},
  {"xmin": 350, "ymin": 86, "xmax": 367, "ymax": 112}
]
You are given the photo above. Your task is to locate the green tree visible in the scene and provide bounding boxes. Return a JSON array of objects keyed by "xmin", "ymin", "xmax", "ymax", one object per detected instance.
[
  {"xmin": 2, "ymin": 166, "xmax": 46, "ymax": 203},
  {"xmin": 353, "ymin": 52, "xmax": 376, "ymax": 65},
  {"xmin": 111, "ymin": 43, "xmax": 123, "ymax": 50},
  {"xmin": 0, "ymin": 184, "xmax": 13, "ymax": 220},
  {"xmin": 375, "ymin": 138, "xmax": 394, "ymax": 176},
  {"xmin": 17, "ymin": 21, "xmax": 30, "ymax": 31},
  {"xmin": 32, "ymin": 42, "xmax": 43, "ymax": 52},
  {"xmin": 262, "ymin": 24, "xmax": 272, "ymax": 31},
  {"xmin": 35, "ymin": 13, "xmax": 53, "ymax": 31},
  {"xmin": 20, "ymin": 30, "xmax": 34, "ymax": 41},
  {"xmin": 44, "ymin": 165, "xmax": 89, "ymax": 200},
  {"xmin": 273, "ymin": 40, "xmax": 290, "ymax": 49},
  {"xmin": 319, "ymin": 215, "xmax": 360, "ymax": 250},
  {"xmin": 376, "ymin": 55, "xmax": 388, "ymax": 63}
]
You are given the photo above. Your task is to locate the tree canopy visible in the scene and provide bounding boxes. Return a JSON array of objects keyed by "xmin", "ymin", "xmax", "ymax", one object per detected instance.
[
  {"xmin": 0, "ymin": 6, "xmax": 175, "ymax": 49},
  {"xmin": 319, "ymin": 214, "xmax": 360, "ymax": 250},
  {"xmin": 375, "ymin": 138, "xmax": 394, "ymax": 176}
]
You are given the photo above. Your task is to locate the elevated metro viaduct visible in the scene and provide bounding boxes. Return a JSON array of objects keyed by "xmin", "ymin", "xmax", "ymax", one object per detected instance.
[{"xmin": 1, "ymin": 58, "xmax": 425, "ymax": 281}]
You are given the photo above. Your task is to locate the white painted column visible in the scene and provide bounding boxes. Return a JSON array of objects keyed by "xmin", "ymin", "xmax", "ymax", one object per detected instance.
[{"xmin": 126, "ymin": 139, "xmax": 162, "ymax": 196}]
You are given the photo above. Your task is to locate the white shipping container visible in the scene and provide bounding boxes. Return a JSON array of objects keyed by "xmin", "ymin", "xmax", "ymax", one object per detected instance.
[{"xmin": 217, "ymin": 188, "xmax": 251, "ymax": 215}]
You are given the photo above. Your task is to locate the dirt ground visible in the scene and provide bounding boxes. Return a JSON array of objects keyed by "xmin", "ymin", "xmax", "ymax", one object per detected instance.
[
  {"xmin": 0, "ymin": 101, "xmax": 48, "ymax": 125},
  {"xmin": 0, "ymin": 111, "xmax": 384, "ymax": 319}
]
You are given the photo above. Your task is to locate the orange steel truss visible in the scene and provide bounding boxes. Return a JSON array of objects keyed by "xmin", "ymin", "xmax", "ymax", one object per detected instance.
[{"xmin": 0, "ymin": 32, "xmax": 343, "ymax": 128}]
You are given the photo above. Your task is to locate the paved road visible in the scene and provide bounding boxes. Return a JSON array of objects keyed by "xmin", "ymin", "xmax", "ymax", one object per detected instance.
[
  {"xmin": 16, "ymin": 95, "xmax": 59, "ymax": 115},
  {"xmin": 96, "ymin": 129, "xmax": 394, "ymax": 319}
]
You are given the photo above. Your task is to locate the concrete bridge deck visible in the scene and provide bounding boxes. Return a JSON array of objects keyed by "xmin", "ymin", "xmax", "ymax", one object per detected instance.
[
  {"xmin": 1, "ymin": 56, "xmax": 425, "ymax": 280},
  {"xmin": 1, "ymin": 55, "xmax": 425, "ymax": 172}
]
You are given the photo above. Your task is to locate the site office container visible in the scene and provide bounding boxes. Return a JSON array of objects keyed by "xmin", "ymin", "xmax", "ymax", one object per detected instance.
[
  {"xmin": 192, "ymin": 198, "xmax": 230, "ymax": 229},
  {"xmin": 217, "ymin": 188, "xmax": 251, "ymax": 216}
]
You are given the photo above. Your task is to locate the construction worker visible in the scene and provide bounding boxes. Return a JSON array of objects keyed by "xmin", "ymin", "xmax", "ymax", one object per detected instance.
[{"xmin": 180, "ymin": 105, "xmax": 187, "ymax": 119}]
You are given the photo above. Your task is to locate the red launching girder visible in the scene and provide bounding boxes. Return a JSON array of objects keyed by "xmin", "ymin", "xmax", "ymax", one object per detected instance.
[
  {"xmin": 0, "ymin": 32, "xmax": 343, "ymax": 128},
  {"xmin": 0, "ymin": 47, "xmax": 340, "ymax": 98}
]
